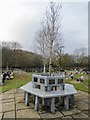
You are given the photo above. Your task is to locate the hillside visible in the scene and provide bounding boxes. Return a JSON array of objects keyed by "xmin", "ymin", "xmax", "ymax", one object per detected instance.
[{"xmin": 2, "ymin": 47, "xmax": 43, "ymax": 69}]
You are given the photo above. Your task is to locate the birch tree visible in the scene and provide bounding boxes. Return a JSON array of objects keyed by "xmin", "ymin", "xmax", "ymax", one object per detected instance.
[
  {"xmin": 35, "ymin": 25, "xmax": 48, "ymax": 73},
  {"xmin": 36, "ymin": 2, "xmax": 62, "ymax": 75},
  {"xmin": 45, "ymin": 2, "xmax": 62, "ymax": 75}
]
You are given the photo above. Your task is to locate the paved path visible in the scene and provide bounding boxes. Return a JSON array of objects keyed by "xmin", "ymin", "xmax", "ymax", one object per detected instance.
[{"xmin": 0, "ymin": 89, "xmax": 90, "ymax": 119}]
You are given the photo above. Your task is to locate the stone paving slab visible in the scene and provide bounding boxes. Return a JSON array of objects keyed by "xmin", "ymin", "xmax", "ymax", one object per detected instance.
[
  {"xmin": 61, "ymin": 108, "xmax": 81, "ymax": 116},
  {"xmin": 0, "ymin": 89, "xmax": 90, "ymax": 119},
  {"xmin": 82, "ymin": 110, "xmax": 89, "ymax": 116},
  {"xmin": 2, "ymin": 102, "xmax": 15, "ymax": 112},
  {"xmin": 0, "ymin": 99, "xmax": 2, "ymax": 104},
  {"xmin": 71, "ymin": 112, "xmax": 89, "ymax": 118},
  {"xmin": 75, "ymin": 96, "xmax": 87, "ymax": 103},
  {"xmin": 15, "ymin": 96, "xmax": 24, "ymax": 103},
  {"xmin": 2, "ymin": 93, "xmax": 14, "ymax": 99},
  {"xmin": 0, "ymin": 94, "xmax": 2, "ymax": 100},
  {"xmin": 40, "ymin": 111, "xmax": 63, "ymax": 119},
  {"xmin": 74, "ymin": 94, "xmax": 88, "ymax": 103},
  {"xmin": 3, "ymin": 111, "xmax": 15, "ymax": 118},
  {"xmin": 84, "ymin": 99, "xmax": 90, "ymax": 104},
  {"xmin": 61, "ymin": 115, "xmax": 74, "ymax": 120},
  {"xmin": 16, "ymin": 102, "xmax": 30, "ymax": 111},
  {"xmin": 29, "ymin": 103, "xmax": 35, "ymax": 109},
  {"xmin": 16, "ymin": 109, "xmax": 40, "ymax": 119},
  {"xmin": 3, "ymin": 89, "xmax": 17, "ymax": 94},
  {"xmin": 75, "ymin": 93, "xmax": 88, "ymax": 98},
  {"xmin": 76, "ymin": 101, "xmax": 88, "ymax": 111},
  {"xmin": 77, "ymin": 91, "xmax": 88, "ymax": 96},
  {"xmin": 42, "ymin": 118, "xmax": 62, "ymax": 120},
  {"xmin": 17, "ymin": 89, "xmax": 24, "ymax": 93},
  {"xmin": 0, "ymin": 113, "xmax": 3, "ymax": 120},
  {"xmin": 0, "ymin": 103, "xmax": 2, "ymax": 113},
  {"xmin": 2, "ymin": 98, "xmax": 14, "ymax": 103},
  {"xmin": 15, "ymin": 92, "xmax": 24, "ymax": 97}
]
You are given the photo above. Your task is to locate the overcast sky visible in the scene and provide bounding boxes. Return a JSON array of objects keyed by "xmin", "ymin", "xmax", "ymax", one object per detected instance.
[{"xmin": 0, "ymin": 0, "xmax": 88, "ymax": 54}]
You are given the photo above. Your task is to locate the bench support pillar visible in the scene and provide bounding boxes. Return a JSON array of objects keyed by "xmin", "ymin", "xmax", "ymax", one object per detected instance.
[
  {"xmin": 24, "ymin": 91, "xmax": 26, "ymax": 100},
  {"xmin": 35, "ymin": 96, "xmax": 39, "ymax": 111},
  {"xmin": 64, "ymin": 96, "xmax": 69, "ymax": 110},
  {"xmin": 42, "ymin": 98, "xmax": 45, "ymax": 106},
  {"xmin": 61, "ymin": 96, "xmax": 64, "ymax": 105},
  {"xmin": 71, "ymin": 95, "xmax": 74, "ymax": 107},
  {"xmin": 25, "ymin": 92, "xmax": 29, "ymax": 106},
  {"xmin": 51, "ymin": 98, "xmax": 55, "ymax": 113}
]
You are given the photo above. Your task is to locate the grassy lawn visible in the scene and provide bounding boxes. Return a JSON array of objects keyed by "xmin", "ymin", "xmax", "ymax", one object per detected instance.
[
  {"xmin": 0, "ymin": 72, "xmax": 32, "ymax": 93},
  {"xmin": 0, "ymin": 71, "xmax": 89, "ymax": 93},
  {"xmin": 65, "ymin": 73, "xmax": 89, "ymax": 93}
]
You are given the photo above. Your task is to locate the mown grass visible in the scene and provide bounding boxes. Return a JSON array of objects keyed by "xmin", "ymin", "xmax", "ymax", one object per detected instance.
[
  {"xmin": 65, "ymin": 74, "xmax": 89, "ymax": 93},
  {"xmin": 0, "ymin": 71, "xmax": 89, "ymax": 93},
  {"xmin": 0, "ymin": 72, "xmax": 32, "ymax": 93}
]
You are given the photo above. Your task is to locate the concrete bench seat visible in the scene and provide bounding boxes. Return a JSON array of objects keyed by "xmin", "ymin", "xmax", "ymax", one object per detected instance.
[{"xmin": 20, "ymin": 82, "xmax": 77, "ymax": 113}]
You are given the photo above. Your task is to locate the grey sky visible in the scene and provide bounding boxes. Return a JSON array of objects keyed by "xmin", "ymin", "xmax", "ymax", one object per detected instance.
[
  {"xmin": 62, "ymin": 2, "xmax": 88, "ymax": 54},
  {"xmin": 0, "ymin": 0, "xmax": 88, "ymax": 54}
]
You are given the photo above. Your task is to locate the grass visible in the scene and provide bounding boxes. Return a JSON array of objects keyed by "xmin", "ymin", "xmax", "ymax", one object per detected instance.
[
  {"xmin": 65, "ymin": 73, "xmax": 89, "ymax": 93},
  {"xmin": 0, "ymin": 72, "xmax": 32, "ymax": 93},
  {"xmin": 0, "ymin": 71, "xmax": 89, "ymax": 93}
]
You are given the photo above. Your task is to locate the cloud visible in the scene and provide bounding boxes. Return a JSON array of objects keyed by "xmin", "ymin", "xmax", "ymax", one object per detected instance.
[
  {"xmin": 0, "ymin": 1, "xmax": 88, "ymax": 54},
  {"xmin": 62, "ymin": 2, "xmax": 88, "ymax": 53}
]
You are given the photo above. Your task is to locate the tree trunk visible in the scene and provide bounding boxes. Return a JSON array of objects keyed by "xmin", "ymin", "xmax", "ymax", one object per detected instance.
[
  {"xmin": 49, "ymin": 57, "xmax": 52, "ymax": 76},
  {"xmin": 43, "ymin": 63, "xmax": 46, "ymax": 73}
]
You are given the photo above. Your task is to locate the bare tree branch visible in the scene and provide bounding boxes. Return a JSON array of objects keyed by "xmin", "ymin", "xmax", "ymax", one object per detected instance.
[{"xmin": 35, "ymin": 1, "xmax": 63, "ymax": 74}]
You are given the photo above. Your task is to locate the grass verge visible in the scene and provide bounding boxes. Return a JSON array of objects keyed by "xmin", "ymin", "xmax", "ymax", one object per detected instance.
[
  {"xmin": 0, "ymin": 72, "xmax": 89, "ymax": 93},
  {"xmin": 0, "ymin": 72, "xmax": 32, "ymax": 93}
]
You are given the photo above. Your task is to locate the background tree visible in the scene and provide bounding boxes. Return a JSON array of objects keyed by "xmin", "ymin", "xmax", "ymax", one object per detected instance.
[
  {"xmin": 2, "ymin": 41, "xmax": 43, "ymax": 70},
  {"xmin": 54, "ymin": 43, "xmax": 64, "ymax": 71},
  {"xmin": 2, "ymin": 41, "xmax": 22, "ymax": 51},
  {"xmin": 10, "ymin": 41, "xmax": 22, "ymax": 51},
  {"xmin": 73, "ymin": 48, "xmax": 88, "ymax": 67},
  {"xmin": 61, "ymin": 53, "xmax": 75, "ymax": 68}
]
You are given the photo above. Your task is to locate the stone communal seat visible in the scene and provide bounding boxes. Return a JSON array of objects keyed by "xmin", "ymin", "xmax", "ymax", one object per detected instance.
[
  {"xmin": 20, "ymin": 82, "xmax": 77, "ymax": 113},
  {"xmin": 32, "ymin": 74, "xmax": 66, "ymax": 91}
]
